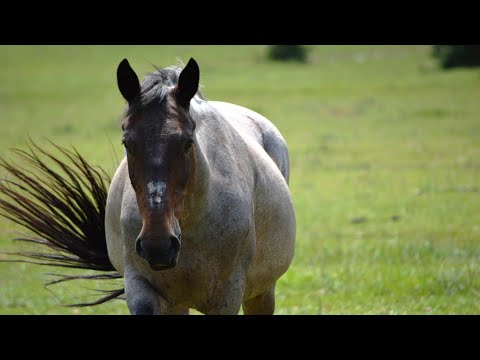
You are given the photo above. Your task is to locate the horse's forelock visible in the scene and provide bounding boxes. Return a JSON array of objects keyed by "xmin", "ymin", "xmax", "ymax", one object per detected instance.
[{"xmin": 124, "ymin": 62, "xmax": 205, "ymax": 119}]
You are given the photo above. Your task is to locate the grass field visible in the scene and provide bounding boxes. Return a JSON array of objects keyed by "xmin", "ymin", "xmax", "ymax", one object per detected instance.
[{"xmin": 0, "ymin": 45, "xmax": 479, "ymax": 314}]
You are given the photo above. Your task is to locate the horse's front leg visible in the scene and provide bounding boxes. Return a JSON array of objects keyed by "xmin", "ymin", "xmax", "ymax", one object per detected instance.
[{"xmin": 124, "ymin": 265, "xmax": 167, "ymax": 315}]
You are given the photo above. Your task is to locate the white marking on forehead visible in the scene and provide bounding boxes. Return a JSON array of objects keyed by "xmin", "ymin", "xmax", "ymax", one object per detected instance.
[
  {"xmin": 147, "ymin": 181, "xmax": 166, "ymax": 195},
  {"xmin": 147, "ymin": 181, "xmax": 166, "ymax": 209}
]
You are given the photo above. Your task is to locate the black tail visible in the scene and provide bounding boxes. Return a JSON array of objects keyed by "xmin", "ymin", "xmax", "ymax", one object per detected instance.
[{"xmin": 0, "ymin": 140, "xmax": 124, "ymax": 307}]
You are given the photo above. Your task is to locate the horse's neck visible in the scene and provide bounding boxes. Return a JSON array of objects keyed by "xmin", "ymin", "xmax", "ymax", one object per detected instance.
[
  {"xmin": 180, "ymin": 99, "xmax": 215, "ymax": 222},
  {"xmin": 191, "ymin": 128, "xmax": 211, "ymax": 195},
  {"xmin": 190, "ymin": 96, "xmax": 212, "ymax": 173},
  {"xmin": 182, "ymin": 97, "xmax": 240, "ymax": 215},
  {"xmin": 189, "ymin": 96, "xmax": 243, "ymax": 179}
]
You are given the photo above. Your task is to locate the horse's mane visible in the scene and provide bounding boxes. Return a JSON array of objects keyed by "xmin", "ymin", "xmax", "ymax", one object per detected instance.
[{"xmin": 126, "ymin": 61, "xmax": 205, "ymax": 115}]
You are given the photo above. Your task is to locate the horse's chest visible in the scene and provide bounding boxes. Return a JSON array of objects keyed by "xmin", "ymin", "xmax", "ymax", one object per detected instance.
[
  {"xmin": 185, "ymin": 184, "xmax": 254, "ymax": 240},
  {"xmin": 164, "ymin": 193, "xmax": 254, "ymax": 297}
]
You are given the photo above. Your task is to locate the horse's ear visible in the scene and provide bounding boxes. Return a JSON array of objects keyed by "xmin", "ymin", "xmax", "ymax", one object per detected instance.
[
  {"xmin": 176, "ymin": 58, "xmax": 199, "ymax": 107},
  {"xmin": 117, "ymin": 58, "xmax": 140, "ymax": 103}
]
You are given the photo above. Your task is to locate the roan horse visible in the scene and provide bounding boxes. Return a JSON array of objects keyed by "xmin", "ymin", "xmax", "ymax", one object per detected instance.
[{"xmin": 0, "ymin": 58, "xmax": 296, "ymax": 315}]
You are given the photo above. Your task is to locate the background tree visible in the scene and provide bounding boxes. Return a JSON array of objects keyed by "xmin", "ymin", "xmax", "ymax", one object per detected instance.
[
  {"xmin": 267, "ymin": 45, "xmax": 309, "ymax": 62},
  {"xmin": 432, "ymin": 45, "xmax": 480, "ymax": 69}
]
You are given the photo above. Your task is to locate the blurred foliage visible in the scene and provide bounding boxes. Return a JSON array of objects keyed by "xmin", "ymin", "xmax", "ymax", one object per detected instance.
[
  {"xmin": 432, "ymin": 45, "xmax": 480, "ymax": 69},
  {"xmin": 267, "ymin": 45, "xmax": 309, "ymax": 62}
]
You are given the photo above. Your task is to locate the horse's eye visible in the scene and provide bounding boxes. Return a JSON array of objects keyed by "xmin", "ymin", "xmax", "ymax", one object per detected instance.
[
  {"xmin": 122, "ymin": 140, "xmax": 131, "ymax": 154},
  {"xmin": 184, "ymin": 140, "xmax": 194, "ymax": 153}
]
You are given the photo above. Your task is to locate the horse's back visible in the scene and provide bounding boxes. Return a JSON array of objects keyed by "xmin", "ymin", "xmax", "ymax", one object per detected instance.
[{"xmin": 209, "ymin": 101, "xmax": 290, "ymax": 183}]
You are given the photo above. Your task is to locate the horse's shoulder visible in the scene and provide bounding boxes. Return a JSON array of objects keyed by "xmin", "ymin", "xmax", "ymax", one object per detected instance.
[
  {"xmin": 107, "ymin": 158, "xmax": 128, "ymax": 203},
  {"xmin": 105, "ymin": 157, "xmax": 131, "ymax": 275}
]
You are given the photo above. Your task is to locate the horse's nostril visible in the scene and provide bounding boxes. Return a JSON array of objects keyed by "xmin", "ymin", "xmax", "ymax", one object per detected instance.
[
  {"xmin": 135, "ymin": 238, "xmax": 146, "ymax": 258},
  {"xmin": 135, "ymin": 235, "xmax": 179, "ymax": 270},
  {"xmin": 135, "ymin": 236, "xmax": 179, "ymax": 260},
  {"xmin": 170, "ymin": 235, "xmax": 181, "ymax": 252}
]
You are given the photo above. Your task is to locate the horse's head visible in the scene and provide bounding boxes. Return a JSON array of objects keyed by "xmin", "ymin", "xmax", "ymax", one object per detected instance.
[{"xmin": 116, "ymin": 58, "xmax": 199, "ymax": 271}]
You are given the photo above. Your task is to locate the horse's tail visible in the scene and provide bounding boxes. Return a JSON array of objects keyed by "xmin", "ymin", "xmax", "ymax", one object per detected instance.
[{"xmin": 0, "ymin": 140, "xmax": 124, "ymax": 307}]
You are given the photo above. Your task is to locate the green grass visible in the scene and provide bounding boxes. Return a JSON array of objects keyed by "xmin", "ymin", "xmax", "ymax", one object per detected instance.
[{"xmin": 0, "ymin": 45, "xmax": 479, "ymax": 314}]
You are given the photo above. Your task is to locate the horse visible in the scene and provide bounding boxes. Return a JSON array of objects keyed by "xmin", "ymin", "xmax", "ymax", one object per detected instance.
[{"xmin": 0, "ymin": 58, "xmax": 296, "ymax": 315}]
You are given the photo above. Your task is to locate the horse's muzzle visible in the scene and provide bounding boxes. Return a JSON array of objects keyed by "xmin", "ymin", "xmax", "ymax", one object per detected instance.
[{"xmin": 135, "ymin": 235, "xmax": 180, "ymax": 271}]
